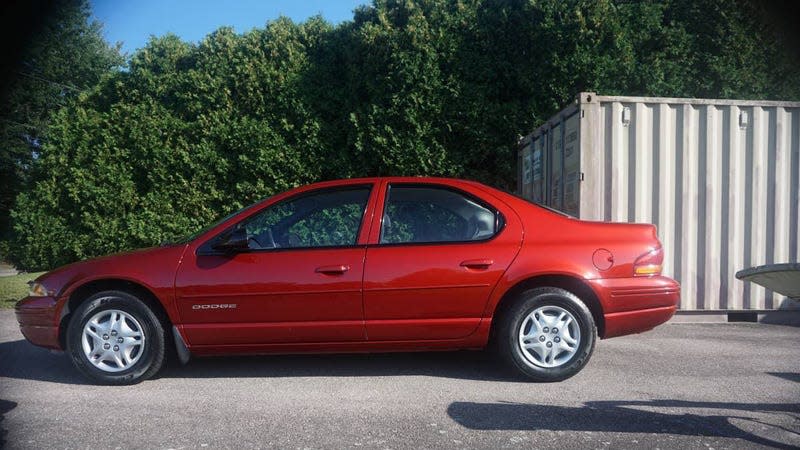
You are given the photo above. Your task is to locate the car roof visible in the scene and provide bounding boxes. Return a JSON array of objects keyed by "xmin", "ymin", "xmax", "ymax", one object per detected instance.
[{"xmin": 304, "ymin": 176, "xmax": 485, "ymax": 189}]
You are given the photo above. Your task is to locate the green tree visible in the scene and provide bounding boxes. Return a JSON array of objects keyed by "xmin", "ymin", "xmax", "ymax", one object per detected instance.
[
  {"xmin": 9, "ymin": 0, "xmax": 800, "ymax": 270},
  {"xmin": 11, "ymin": 20, "xmax": 325, "ymax": 269},
  {"xmin": 0, "ymin": 0, "xmax": 124, "ymax": 244}
]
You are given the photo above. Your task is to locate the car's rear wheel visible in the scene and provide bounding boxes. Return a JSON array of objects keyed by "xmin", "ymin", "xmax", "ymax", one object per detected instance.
[
  {"xmin": 66, "ymin": 290, "xmax": 165, "ymax": 385},
  {"xmin": 497, "ymin": 287, "xmax": 596, "ymax": 381}
]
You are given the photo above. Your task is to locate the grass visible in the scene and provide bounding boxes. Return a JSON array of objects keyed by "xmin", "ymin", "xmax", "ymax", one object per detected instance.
[{"xmin": 0, "ymin": 272, "xmax": 46, "ymax": 308}]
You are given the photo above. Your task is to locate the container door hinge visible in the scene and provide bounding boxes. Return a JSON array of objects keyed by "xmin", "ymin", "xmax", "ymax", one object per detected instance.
[{"xmin": 580, "ymin": 172, "xmax": 585, "ymax": 181}]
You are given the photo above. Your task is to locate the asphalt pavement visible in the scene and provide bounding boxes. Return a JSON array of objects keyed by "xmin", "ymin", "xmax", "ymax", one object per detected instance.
[{"xmin": 0, "ymin": 310, "xmax": 798, "ymax": 449}]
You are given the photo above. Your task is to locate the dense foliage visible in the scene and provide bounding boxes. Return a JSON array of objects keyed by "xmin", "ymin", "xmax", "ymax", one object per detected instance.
[
  {"xmin": 0, "ymin": 0, "xmax": 123, "ymax": 248},
  {"xmin": 7, "ymin": 0, "xmax": 800, "ymax": 270}
]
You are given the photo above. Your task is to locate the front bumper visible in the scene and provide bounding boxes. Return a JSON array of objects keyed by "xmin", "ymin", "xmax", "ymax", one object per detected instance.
[
  {"xmin": 15, "ymin": 296, "xmax": 63, "ymax": 350},
  {"xmin": 588, "ymin": 275, "xmax": 680, "ymax": 338}
]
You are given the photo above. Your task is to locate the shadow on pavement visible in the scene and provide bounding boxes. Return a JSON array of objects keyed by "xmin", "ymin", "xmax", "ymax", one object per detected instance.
[
  {"xmin": 158, "ymin": 351, "xmax": 518, "ymax": 382},
  {"xmin": 0, "ymin": 399, "xmax": 17, "ymax": 448},
  {"xmin": 0, "ymin": 338, "xmax": 520, "ymax": 383},
  {"xmin": 760, "ymin": 310, "xmax": 800, "ymax": 327},
  {"xmin": 0, "ymin": 340, "xmax": 87, "ymax": 385},
  {"xmin": 447, "ymin": 399, "xmax": 800, "ymax": 449},
  {"xmin": 767, "ymin": 372, "xmax": 800, "ymax": 383}
]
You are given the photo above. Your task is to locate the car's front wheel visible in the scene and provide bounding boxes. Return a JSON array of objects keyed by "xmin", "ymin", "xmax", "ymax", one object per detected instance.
[
  {"xmin": 66, "ymin": 290, "xmax": 166, "ymax": 385},
  {"xmin": 497, "ymin": 287, "xmax": 596, "ymax": 381}
]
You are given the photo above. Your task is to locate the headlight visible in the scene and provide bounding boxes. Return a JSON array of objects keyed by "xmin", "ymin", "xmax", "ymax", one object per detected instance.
[{"xmin": 27, "ymin": 281, "xmax": 50, "ymax": 297}]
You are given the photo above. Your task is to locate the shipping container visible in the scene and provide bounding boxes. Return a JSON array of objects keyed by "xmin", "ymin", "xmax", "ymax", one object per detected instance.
[{"xmin": 517, "ymin": 92, "xmax": 800, "ymax": 311}]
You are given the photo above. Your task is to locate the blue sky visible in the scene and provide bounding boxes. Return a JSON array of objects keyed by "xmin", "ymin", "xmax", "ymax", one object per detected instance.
[{"xmin": 91, "ymin": 0, "xmax": 368, "ymax": 55}]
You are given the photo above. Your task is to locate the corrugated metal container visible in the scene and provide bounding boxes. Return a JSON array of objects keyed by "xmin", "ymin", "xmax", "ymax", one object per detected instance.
[{"xmin": 518, "ymin": 92, "xmax": 800, "ymax": 311}]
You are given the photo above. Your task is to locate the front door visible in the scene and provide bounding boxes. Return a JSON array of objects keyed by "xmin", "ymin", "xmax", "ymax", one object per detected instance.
[{"xmin": 175, "ymin": 185, "xmax": 374, "ymax": 346}]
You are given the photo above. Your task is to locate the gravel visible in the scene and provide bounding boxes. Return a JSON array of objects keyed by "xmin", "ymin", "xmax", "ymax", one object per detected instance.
[{"xmin": 1, "ymin": 310, "xmax": 798, "ymax": 449}]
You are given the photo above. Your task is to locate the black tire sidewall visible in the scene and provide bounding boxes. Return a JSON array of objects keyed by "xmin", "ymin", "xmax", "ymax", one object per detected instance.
[
  {"xmin": 66, "ymin": 290, "xmax": 165, "ymax": 385},
  {"xmin": 501, "ymin": 287, "xmax": 596, "ymax": 382}
]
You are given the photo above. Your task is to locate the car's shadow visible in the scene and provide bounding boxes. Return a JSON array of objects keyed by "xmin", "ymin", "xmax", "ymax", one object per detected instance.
[
  {"xmin": 0, "ymin": 399, "xmax": 16, "ymax": 449},
  {"xmin": 448, "ymin": 399, "xmax": 800, "ymax": 449},
  {"xmin": 160, "ymin": 351, "xmax": 517, "ymax": 381},
  {"xmin": 0, "ymin": 340, "xmax": 87, "ymax": 384},
  {"xmin": 0, "ymin": 339, "xmax": 518, "ymax": 384}
]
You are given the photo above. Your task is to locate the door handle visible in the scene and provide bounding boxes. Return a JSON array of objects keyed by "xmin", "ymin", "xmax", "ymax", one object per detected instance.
[
  {"xmin": 315, "ymin": 264, "xmax": 350, "ymax": 275},
  {"xmin": 460, "ymin": 259, "xmax": 494, "ymax": 269}
]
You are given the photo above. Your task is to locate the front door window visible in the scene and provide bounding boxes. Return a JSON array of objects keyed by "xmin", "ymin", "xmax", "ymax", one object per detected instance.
[{"xmin": 243, "ymin": 187, "xmax": 371, "ymax": 250}]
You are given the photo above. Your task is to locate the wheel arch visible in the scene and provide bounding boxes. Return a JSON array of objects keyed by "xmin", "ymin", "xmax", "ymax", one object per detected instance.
[
  {"xmin": 58, "ymin": 278, "xmax": 172, "ymax": 349},
  {"xmin": 490, "ymin": 274, "xmax": 606, "ymax": 339}
]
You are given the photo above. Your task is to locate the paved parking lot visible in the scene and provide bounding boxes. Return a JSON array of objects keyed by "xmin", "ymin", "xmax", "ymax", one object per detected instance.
[{"xmin": 0, "ymin": 309, "xmax": 798, "ymax": 449}]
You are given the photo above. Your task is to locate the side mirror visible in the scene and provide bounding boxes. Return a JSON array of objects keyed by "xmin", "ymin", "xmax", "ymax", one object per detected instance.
[{"xmin": 211, "ymin": 226, "xmax": 249, "ymax": 253}]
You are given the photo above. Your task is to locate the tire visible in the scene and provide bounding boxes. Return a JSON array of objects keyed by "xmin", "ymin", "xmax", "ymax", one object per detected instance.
[
  {"xmin": 497, "ymin": 287, "xmax": 596, "ymax": 382},
  {"xmin": 66, "ymin": 290, "xmax": 166, "ymax": 385}
]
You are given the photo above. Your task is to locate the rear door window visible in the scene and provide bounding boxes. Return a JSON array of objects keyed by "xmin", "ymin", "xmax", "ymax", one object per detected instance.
[{"xmin": 380, "ymin": 186, "xmax": 499, "ymax": 244}]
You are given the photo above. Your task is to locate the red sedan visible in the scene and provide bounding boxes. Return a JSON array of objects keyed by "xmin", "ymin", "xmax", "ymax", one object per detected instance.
[{"xmin": 16, "ymin": 177, "xmax": 680, "ymax": 384}]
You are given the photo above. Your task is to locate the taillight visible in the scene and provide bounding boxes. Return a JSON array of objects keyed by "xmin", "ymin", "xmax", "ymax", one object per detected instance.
[{"xmin": 634, "ymin": 247, "xmax": 663, "ymax": 276}]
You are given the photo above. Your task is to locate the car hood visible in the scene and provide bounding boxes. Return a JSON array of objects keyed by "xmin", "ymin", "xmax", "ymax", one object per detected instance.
[{"xmin": 33, "ymin": 244, "xmax": 189, "ymax": 298}]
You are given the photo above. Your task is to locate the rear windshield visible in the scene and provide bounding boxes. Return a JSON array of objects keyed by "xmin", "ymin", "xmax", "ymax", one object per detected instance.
[{"xmin": 492, "ymin": 187, "xmax": 574, "ymax": 218}]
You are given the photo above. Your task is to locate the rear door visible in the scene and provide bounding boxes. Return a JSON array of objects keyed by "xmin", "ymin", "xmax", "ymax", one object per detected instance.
[{"xmin": 362, "ymin": 181, "xmax": 523, "ymax": 341}]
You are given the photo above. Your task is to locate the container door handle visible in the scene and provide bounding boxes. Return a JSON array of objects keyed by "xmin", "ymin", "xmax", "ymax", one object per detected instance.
[
  {"xmin": 315, "ymin": 264, "xmax": 350, "ymax": 275},
  {"xmin": 460, "ymin": 259, "xmax": 494, "ymax": 269}
]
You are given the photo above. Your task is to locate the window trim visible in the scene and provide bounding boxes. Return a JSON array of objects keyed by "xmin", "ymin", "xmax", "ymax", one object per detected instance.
[
  {"xmin": 197, "ymin": 184, "xmax": 374, "ymax": 256},
  {"xmin": 374, "ymin": 183, "xmax": 506, "ymax": 248}
]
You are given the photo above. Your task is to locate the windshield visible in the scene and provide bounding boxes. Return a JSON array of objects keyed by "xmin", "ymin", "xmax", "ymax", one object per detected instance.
[
  {"xmin": 525, "ymin": 197, "xmax": 573, "ymax": 217},
  {"xmin": 165, "ymin": 197, "xmax": 271, "ymax": 245},
  {"xmin": 494, "ymin": 187, "xmax": 574, "ymax": 218}
]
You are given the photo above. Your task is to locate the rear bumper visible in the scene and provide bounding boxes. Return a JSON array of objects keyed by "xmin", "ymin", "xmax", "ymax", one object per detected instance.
[
  {"xmin": 602, "ymin": 305, "xmax": 677, "ymax": 338},
  {"xmin": 588, "ymin": 276, "xmax": 680, "ymax": 338},
  {"xmin": 15, "ymin": 296, "xmax": 62, "ymax": 350}
]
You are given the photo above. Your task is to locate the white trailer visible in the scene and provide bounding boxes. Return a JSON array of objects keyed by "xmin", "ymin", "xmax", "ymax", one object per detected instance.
[{"xmin": 517, "ymin": 92, "xmax": 800, "ymax": 311}]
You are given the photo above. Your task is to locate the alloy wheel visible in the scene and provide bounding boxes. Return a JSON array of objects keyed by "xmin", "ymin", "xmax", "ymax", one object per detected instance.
[
  {"xmin": 517, "ymin": 305, "xmax": 581, "ymax": 368},
  {"xmin": 81, "ymin": 308, "xmax": 145, "ymax": 373}
]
